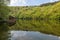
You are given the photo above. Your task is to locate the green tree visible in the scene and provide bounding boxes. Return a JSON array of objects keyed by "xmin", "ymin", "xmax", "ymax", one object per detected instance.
[
  {"xmin": 0, "ymin": 0, "xmax": 10, "ymax": 31},
  {"xmin": 0, "ymin": 0, "xmax": 10, "ymax": 19},
  {"xmin": 0, "ymin": 0, "xmax": 10, "ymax": 40}
]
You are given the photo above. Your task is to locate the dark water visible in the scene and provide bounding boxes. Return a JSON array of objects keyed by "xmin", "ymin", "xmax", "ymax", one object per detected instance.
[{"xmin": 0, "ymin": 31, "xmax": 8, "ymax": 40}]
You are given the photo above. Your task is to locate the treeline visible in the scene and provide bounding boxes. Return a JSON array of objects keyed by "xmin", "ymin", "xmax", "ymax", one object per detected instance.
[{"xmin": 40, "ymin": 1, "xmax": 60, "ymax": 7}]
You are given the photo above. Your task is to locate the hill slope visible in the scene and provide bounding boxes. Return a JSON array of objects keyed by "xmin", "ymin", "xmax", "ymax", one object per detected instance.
[{"xmin": 9, "ymin": 1, "xmax": 60, "ymax": 20}]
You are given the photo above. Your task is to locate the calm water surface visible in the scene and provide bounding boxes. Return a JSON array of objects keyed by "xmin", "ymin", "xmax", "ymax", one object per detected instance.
[
  {"xmin": 0, "ymin": 20, "xmax": 60, "ymax": 40},
  {"xmin": 8, "ymin": 31, "xmax": 60, "ymax": 40}
]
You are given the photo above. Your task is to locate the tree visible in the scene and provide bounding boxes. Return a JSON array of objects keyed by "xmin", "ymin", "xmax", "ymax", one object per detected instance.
[
  {"xmin": 0, "ymin": 1, "xmax": 10, "ymax": 40},
  {"xmin": 0, "ymin": 0, "xmax": 16, "ymax": 29},
  {"xmin": 0, "ymin": 0, "xmax": 10, "ymax": 19},
  {"xmin": 0, "ymin": 0, "xmax": 10, "ymax": 31}
]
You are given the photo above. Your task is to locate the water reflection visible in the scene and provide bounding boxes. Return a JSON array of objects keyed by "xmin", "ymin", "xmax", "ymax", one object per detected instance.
[
  {"xmin": 0, "ymin": 25, "xmax": 9, "ymax": 40},
  {"xmin": 11, "ymin": 20, "xmax": 60, "ymax": 36},
  {"xmin": 0, "ymin": 31, "xmax": 8, "ymax": 40},
  {"xmin": 0, "ymin": 20, "xmax": 60, "ymax": 40},
  {"xmin": 10, "ymin": 31, "xmax": 60, "ymax": 40}
]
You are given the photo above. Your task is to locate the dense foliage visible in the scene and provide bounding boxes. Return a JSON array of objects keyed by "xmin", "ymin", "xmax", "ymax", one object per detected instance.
[
  {"xmin": 9, "ymin": 1, "xmax": 60, "ymax": 20},
  {"xmin": 0, "ymin": 0, "xmax": 10, "ymax": 19},
  {"xmin": 0, "ymin": 0, "xmax": 10, "ymax": 31},
  {"xmin": 0, "ymin": 0, "xmax": 10, "ymax": 40}
]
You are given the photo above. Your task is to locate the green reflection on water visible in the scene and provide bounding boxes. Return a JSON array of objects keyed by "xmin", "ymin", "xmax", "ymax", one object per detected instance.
[
  {"xmin": 9, "ymin": 20, "xmax": 60, "ymax": 36},
  {"xmin": 0, "ymin": 24, "xmax": 9, "ymax": 40},
  {"xmin": 0, "ymin": 20, "xmax": 60, "ymax": 40},
  {"xmin": 0, "ymin": 31, "xmax": 8, "ymax": 40}
]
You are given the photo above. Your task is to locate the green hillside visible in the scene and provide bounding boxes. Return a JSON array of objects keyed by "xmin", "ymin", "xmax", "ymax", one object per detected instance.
[{"xmin": 9, "ymin": 1, "xmax": 60, "ymax": 20}]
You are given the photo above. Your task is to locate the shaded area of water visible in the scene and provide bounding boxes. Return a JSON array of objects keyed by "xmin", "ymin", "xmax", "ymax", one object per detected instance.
[{"xmin": 10, "ymin": 31, "xmax": 60, "ymax": 40}]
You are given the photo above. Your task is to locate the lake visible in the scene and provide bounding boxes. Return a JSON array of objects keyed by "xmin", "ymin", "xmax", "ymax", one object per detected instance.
[
  {"xmin": 0, "ymin": 20, "xmax": 60, "ymax": 40},
  {"xmin": 8, "ymin": 31, "xmax": 60, "ymax": 40},
  {"xmin": 10, "ymin": 20, "xmax": 60, "ymax": 36}
]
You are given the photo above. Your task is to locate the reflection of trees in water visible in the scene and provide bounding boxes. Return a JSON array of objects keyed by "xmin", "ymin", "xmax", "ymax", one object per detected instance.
[
  {"xmin": 10, "ymin": 20, "xmax": 60, "ymax": 36},
  {"xmin": 0, "ymin": 22, "xmax": 9, "ymax": 40},
  {"xmin": 0, "ymin": 31, "xmax": 8, "ymax": 40},
  {"xmin": 0, "ymin": 16, "xmax": 16, "ymax": 40}
]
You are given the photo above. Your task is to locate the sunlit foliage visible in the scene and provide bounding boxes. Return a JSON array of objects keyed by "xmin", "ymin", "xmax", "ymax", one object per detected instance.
[{"xmin": 9, "ymin": 1, "xmax": 60, "ymax": 20}]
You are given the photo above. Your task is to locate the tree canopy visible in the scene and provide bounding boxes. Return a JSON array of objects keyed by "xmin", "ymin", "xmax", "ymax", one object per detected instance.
[
  {"xmin": 0, "ymin": 0, "xmax": 10, "ymax": 19},
  {"xmin": 0, "ymin": 0, "xmax": 10, "ymax": 31}
]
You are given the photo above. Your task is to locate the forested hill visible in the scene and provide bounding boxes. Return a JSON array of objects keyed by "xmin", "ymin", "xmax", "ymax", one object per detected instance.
[{"xmin": 9, "ymin": 1, "xmax": 60, "ymax": 19}]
